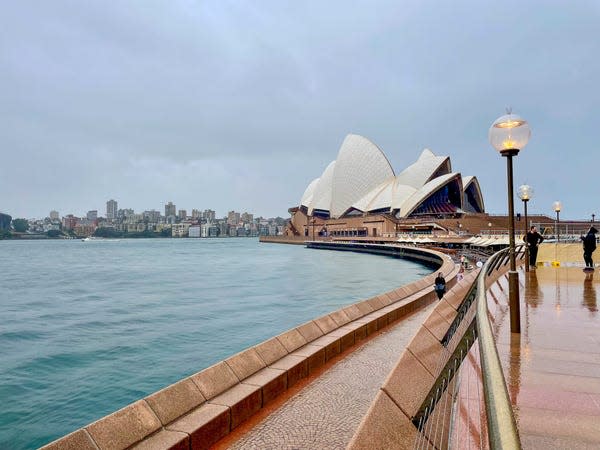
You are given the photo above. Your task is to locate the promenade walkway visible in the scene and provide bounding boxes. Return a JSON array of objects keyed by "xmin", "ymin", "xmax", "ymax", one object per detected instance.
[
  {"xmin": 217, "ymin": 303, "xmax": 436, "ymax": 449},
  {"xmin": 220, "ymin": 264, "xmax": 600, "ymax": 449},
  {"xmin": 492, "ymin": 266, "xmax": 600, "ymax": 449}
]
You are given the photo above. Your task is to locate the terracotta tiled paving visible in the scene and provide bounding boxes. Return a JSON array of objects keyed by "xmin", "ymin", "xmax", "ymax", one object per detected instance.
[
  {"xmin": 492, "ymin": 267, "xmax": 600, "ymax": 449},
  {"xmin": 223, "ymin": 303, "xmax": 436, "ymax": 450}
]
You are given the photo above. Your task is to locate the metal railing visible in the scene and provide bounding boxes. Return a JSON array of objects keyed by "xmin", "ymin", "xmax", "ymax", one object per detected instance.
[
  {"xmin": 477, "ymin": 248, "xmax": 521, "ymax": 449},
  {"xmin": 413, "ymin": 245, "xmax": 525, "ymax": 449}
]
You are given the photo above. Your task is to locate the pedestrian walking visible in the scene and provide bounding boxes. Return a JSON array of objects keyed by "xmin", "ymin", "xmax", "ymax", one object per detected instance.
[{"xmin": 434, "ymin": 272, "xmax": 446, "ymax": 300}]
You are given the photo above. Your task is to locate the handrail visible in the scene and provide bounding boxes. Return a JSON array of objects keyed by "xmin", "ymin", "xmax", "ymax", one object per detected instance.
[
  {"xmin": 411, "ymin": 245, "xmax": 524, "ymax": 449},
  {"xmin": 476, "ymin": 246, "xmax": 522, "ymax": 450}
]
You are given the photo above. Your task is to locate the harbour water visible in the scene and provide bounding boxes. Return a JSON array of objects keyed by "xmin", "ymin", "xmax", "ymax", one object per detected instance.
[{"xmin": 0, "ymin": 238, "xmax": 431, "ymax": 449}]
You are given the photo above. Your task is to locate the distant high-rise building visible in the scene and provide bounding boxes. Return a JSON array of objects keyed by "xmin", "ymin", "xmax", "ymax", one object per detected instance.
[
  {"xmin": 0, "ymin": 213, "xmax": 12, "ymax": 230},
  {"xmin": 49, "ymin": 210, "xmax": 59, "ymax": 221},
  {"xmin": 241, "ymin": 212, "xmax": 253, "ymax": 223},
  {"xmin": 86, "ymin": 210, "xmax": 98, "ymax": 221},
  {"xmin": 227, "ymin": 211, "xmax": 240, "ymax": 225},
  {"xmin": 165, "ymin": 202, "xmax": 176, "ymax": 218},
  {"xmin": 117, "ymin": 208, "xmax": 134, "ymax": 220},
  {"xmin": 191, "ymin": 209, "xmax": 201, "ymax": 219},
  {"xmin": 178, "ymin": 209, "xmax": 187, "ymax": 220},
  {"xmin": 203, "ymin": 209, "xmax": 216, "ymax": 222},
  {"xmin": 106, "ymin": 199, "xmax": 118, "ymax": 220},
  {"xmin": 143, "ymin": 210, "xmax": 161, "ymax": 223}
]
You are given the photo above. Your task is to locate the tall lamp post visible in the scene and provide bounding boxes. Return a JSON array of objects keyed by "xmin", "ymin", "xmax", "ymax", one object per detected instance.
[
  {"xmin": 553, "ymin": 201, "xmax": 562, "ymax": 243},
  {"xmin": 489, "ymin": 111, "xmax": 531, "ymax": 334},
  {"xmin": 518, "ymin": 184, "xmax": 533, "ymax": 272}
]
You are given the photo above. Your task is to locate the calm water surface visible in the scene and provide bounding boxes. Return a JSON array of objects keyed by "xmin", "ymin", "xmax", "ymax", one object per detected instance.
[{"xmin": 0, "ymin": 238, "xmax": 430, "ymax": 449}]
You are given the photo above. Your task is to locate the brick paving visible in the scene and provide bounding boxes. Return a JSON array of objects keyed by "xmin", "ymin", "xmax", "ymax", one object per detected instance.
[{"xmin": 226, "ymin": 303, "xmax": 435, "ymax": 450}]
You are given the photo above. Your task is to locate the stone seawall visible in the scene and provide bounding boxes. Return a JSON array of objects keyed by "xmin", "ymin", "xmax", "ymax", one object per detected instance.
[
  {"xmin": 42, "ymin": 244, "xmax": 458, "ymax": 450},
  {"xmin": 258, "ymin": 235, "xmax": 309, "ymax": 245}
]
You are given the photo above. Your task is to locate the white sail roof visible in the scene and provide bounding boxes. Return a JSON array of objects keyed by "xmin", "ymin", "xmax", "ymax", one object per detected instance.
[
  {"xmin": 391, "ymin": 181, "xmax": 419, "ymax": 211},
  {"xmin": 297, "ymin": 137, "xmax": 484, "ymax": 219},
  {"xmin": 308, "ymin": 161, "xmax": 336, "ymax": 214},
  {"xmin": 300, "ymin": 178, "xmax": 320, "ymax": 208},
  {"xmin": 394, "ymin": 149, "xmax": 451, "ymax": 188},
  {"xmin": 330, "ymin": 134, "xmax": 395, "ymax": 218}
]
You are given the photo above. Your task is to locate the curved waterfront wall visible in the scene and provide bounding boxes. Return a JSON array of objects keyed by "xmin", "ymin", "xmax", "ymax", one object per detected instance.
[
  {"xmin": 42, "ymin": 244, "xmax": 458, "ymax": 450},
  {"xmin": 349, "ymin": 251, "xmax": 523, "ymax": 449}
]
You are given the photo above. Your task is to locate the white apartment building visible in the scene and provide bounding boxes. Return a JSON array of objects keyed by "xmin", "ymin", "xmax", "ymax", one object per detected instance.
[{"xmin": 171, "ymin": 223, "xmax": 190, "ymax": 238}]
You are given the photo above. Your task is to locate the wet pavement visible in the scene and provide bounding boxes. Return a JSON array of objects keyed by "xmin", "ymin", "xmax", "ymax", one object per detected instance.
[
  {"xmin": 221, "ymin": 304, "xmax": 436, "ymax": 450},
  {"xmin": 492, "ymin": 267, "xmax": 600, "ymax": 449}
]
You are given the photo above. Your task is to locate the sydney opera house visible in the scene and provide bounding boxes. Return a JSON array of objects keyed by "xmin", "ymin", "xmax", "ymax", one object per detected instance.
[{"xmin": 287, "ymin": 134, "xmax": 485, "ymax": 238}]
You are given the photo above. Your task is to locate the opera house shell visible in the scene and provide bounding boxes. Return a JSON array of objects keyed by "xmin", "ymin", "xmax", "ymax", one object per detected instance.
[{"xmin": 297, "ymin": 134, "xmax": 484, "ymax": 221}]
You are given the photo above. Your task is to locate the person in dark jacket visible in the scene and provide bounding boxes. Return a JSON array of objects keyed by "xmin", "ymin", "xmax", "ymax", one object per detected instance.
[
  {"xmin": 434, "ymin": 272, "xmax": 446, "ymax": 300},
  {"xmin": 524, "ymin": 226, "xmax": 544, "ymax": 268},
  {"xmin": 581, "ymin": 226, "xmax": 598, "ymax": 270}
]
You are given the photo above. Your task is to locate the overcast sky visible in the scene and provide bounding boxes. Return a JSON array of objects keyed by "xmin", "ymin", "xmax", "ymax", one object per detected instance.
[{"xmin": 1, "ymin": 1, "xmax": 599, "ymax": 220}]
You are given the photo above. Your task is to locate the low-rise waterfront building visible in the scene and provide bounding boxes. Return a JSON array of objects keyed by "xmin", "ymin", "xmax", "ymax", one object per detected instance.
[
  {"xmin": 74, "ymin": 224, "xmax": 96, "ymax": 237},
  {"xmin": 62, "ymin": 215, "xmax": 79, "ymax": 230},
  {"xmin": 188, "ymin": 225, "xmax": 201, "ymax": 238},
  {"xmin": 171, "ymin": 223, "xmax": 190, "ymax": 237}
]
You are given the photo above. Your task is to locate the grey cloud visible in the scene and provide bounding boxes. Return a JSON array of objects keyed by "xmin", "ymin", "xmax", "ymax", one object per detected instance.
[{"xmin": 1, "ymin": 0, "xmax": 599, "ymax": 219}]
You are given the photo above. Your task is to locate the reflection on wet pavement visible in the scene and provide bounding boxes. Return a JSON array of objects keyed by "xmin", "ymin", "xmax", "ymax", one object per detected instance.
[{"xmin": 493, "ymin": 267, "xmax": 600, "ymax": 449}]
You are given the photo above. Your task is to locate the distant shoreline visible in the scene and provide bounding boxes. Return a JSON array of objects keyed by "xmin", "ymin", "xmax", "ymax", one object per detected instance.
[{"xmin": 0, "ymin": 234, "xmax": 263, "ymax": 241}]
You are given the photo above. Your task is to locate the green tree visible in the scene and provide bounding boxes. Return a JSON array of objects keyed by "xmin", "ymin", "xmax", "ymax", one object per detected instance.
[
  {"xmin": 12, "ymin": 218, "xmax": 29, "ymax": 233},
  {"xmin": 0, "ymin": 229, "xmax": 12, "ymax": 239},
  {"xmin": 46, "ymin": 229, "xmax": 62, "ymax": 238}
]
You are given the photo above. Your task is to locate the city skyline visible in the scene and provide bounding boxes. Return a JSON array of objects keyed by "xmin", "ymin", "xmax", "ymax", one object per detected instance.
[
  {"xmin": 4, "ymin": 201, "xmax": 281, "ymax": 222},
  {"xmin": 2, "ymin": 2, "xmax": 599, "ymax": 220}
]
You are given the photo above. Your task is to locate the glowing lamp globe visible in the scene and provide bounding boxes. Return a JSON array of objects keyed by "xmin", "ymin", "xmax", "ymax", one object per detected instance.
[
  {"xmin": 553, "ymin": 201, "xmax": 562, "ymax": 213},
  {"xmin": 518, "ymin": 184, "xmax": 534, "ymax": 201},
  {"xmin": 489, "ymin": 113, "xmax": 531, "ymax": 154}
]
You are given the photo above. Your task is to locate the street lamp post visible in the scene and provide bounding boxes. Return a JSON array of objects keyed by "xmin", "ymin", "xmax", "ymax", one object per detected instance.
[
  {"xmin": 489, "ymin": 111, "xmax": 531, "ymax": 334},
  {"xmin": 553, "ymin": 201, "xmax": 562, "ymax": 243},
  {"xmin": 518, "ymin": 184, "xmax": 533, "ymax": 272}
]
